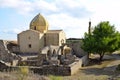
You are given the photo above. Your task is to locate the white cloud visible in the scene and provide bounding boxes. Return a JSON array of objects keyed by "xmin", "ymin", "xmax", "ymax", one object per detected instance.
[
  {"xmin": 1, "ymin": 27, "xmax": 27, "ymax": 34},
  {"xmin": 1, "ymin": 0, "xmax": 120, "ymax": 39},
  {"xmin": 33, "ymin": 0, "xmax": 58, "ymax": 12},
  {"xmin": 0, "ymin": 0, "xmax": 33, "ymax": 15},
  {"xmin": 82, "ymin": 0, "xmax": 120, "ymax": 27},
  {"xmin": 46, "ymin": 13, "xmax": 89, "ymax": 38}
]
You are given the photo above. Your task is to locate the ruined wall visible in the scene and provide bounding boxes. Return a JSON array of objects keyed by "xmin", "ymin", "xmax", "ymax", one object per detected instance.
[
  {"xmin": 81, "ymin": 55, "xmax": 89, "ymax": 66},
  {"xmin": 66, "ymin": 38, "xmax": 87, "ymax": 57},
  {"xmin": 7, "ymin": 41, "xmax": 19, "ymax": 53},
  {"xmin": 0, "ymin": 40, "xmax": 19, "ymax": 62},
  {"xmin": 69, "ymin": 59, "xmax": 82, "ymax": 75},
  {"xmin": 30, "ymin": 65, "xmax": 71, "ymax": 76},
  {"xmin": 30, "ymin": 58, "xmax": 83, "ymax": 76}
]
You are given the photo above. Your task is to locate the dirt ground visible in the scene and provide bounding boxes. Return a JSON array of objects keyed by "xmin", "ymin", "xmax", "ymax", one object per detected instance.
[{"xmin": 63, "ymin": 54, "xmax": 120, "ymax": 80}]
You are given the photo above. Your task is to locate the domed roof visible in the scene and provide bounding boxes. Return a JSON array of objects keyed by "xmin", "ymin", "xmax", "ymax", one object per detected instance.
[{"xmin": 30, "ymin": 13, "xmax": 49, "ymax": 27}]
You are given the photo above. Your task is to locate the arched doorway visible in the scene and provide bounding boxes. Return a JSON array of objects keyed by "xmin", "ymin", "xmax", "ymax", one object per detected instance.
[
  {"xmin": 47, "ymin": 50, "xmax": 51, "ymax": 60},
  {"xmin": 52, "ymin": 49, "xmax": 56, "ymax": 57}
]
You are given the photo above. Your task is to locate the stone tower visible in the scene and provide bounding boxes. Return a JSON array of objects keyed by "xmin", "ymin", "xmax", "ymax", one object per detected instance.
[{"xmin": 88, "ymin": 20, "xmax": 91, "ymax": 34}]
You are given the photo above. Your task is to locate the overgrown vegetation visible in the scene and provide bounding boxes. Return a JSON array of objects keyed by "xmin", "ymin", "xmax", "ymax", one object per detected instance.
[
  {"xmin": 49, "ymin": 75, "xmax": 63, "ymax": 80},
  {"xmin": 82, "ymin": 21, "xmax": 120, "ymax": 61},
  {"xmin": 18, "ymin": 66, "xmax": 29, "ymax": 80}
]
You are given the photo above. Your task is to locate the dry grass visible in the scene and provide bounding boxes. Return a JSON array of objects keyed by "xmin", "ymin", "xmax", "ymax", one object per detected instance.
[
  {"xmin": 48, "ymin": 75, "xmax": 63, "ymax": 80},
  {"xmin": 0, "ymin": 55, "xmax": 120, "ymax": 80},
  {"xmin": 0, "ymin": 69, "xmax": 49, "ymax": 80},
  {"xmin": 62, "ymin": 58, "xmax": 120, "ymax": 80}
]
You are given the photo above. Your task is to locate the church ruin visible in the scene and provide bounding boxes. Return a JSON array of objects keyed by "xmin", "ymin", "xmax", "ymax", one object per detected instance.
[{"xmin": 0, "ymin": 13, "xmax": 88, "ymax": 76}]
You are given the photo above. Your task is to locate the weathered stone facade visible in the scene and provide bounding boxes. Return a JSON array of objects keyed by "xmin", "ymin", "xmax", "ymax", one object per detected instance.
[
  {"xmin": 0, "ymin": 13, "xmax": 89, "ymax": 76},
  {"xmin": 18, "ymin": 13, "xmax": 66, "ymax": 54},
  {"xmin": 67, "ymin": 38, "xmax": 87, "ymax": 57},
  {"xmin": 18, "ymin": 30, "xmax": 44, "ymax": 53}
]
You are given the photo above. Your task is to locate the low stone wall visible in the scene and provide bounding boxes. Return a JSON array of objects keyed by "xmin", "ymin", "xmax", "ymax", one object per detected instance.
[
  {"xmin": 1, "ymin": 55, "xmax": 88, "ymax": 76},
  {"xmin": 18, "ymin": 60, "xmax": 40, "ymax": 66},
  {"xmin": 30, "ymin": 65, "xmax": 71, "ymax": 76},
  {"xmin": 30, "ymin": 59, "xmax": 82, "ymax": 76},
  {"xmin": 81, "ymin": 55, "xmax": 89, "ymax": 66},
  {"xmin": 69, "ymin": 59, "xmax": 82, "ymax": 75}
]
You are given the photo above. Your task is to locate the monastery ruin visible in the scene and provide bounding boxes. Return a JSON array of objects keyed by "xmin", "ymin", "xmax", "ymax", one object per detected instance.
[{"xmin": 0, "ymin": 13, "xmax": 88, "ymax": 76}]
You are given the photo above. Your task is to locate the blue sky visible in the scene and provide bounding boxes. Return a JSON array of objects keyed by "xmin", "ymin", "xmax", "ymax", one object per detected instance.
[{"xmin": 0, "ymin": 0, "xmax": 120, "ymax": 40}]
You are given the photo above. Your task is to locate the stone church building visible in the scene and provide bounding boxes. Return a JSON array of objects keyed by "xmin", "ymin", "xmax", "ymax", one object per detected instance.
[{"xmin": 18, "ymin": 13, "xmax": 66, "ymax": 53}]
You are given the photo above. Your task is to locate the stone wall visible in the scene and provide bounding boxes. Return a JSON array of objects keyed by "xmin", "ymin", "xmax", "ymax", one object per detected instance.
[
  {"xmin": 0, "ymin": 40, "xmax": 19, "ymax": 62},
  {"xmin": 66, "ymin": 38, "xmax": 87, "ymax": 57},
  {"xmin": 30, "ymin": 58, "xmax": 83, "ymax": 76},
  {"xmin": 69, "ymin": 59, "xmax": 82, "ymax": 75},
  {"xmin": 7, "ymin": 41, "xmax": 19, "ymax": 53},
  {"xmin": 0, "ymin": 60, "xmax": 9, "ymax": 71},
  {"xmin": 30, "ymin": 65, "xmax": 71, "ymax": 76},
  {"xmin": 18, "ymin": 30, "xmax": 44, "ymax": 53},
  {"xmin": 81, "ymin": 55, "xmax": 89, "ymax": 66}
]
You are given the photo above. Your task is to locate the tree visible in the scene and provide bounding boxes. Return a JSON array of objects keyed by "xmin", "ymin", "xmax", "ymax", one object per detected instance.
[
  {"xmin": 81, "ymin": 32, "xmax": 95, "ymax": 58},
  {"xmin": 82, "ymin": 21, "xmax": 120, "ymax": 61}
]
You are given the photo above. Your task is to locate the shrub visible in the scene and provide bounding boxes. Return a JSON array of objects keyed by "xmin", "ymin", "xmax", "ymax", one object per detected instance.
[
  {"xmin": 49, "ymin": 75, "xmax": 62, "ymax": 80},
  {"xmin": 18, "ymin": 66, "xmax": 29, "ymax": 80}
]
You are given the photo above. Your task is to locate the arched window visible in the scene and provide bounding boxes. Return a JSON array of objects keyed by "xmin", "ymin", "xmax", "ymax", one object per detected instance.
[
  {"xmin": 61, "ymin": 39, "xmax": 64, "ymax": 44},
  {"xmin": 53, "ymin": 49, "xmax": 56, "ymax": 55},
  {"xmin": 47, "ymin": 50, "xmax": 51, "ymax": 60},
  {"xmin": 47, "ymin": 50, "xmax": 51, "ymax": 56},
  {"xmin": 34, "ymin": 26, "xmax": 36, "ymax": 30},
  {"xmin": 28, "ymin": 44, "xmax": 31, "ymax": 48}
]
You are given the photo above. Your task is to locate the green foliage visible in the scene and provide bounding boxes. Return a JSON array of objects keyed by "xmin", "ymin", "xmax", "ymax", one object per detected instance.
[
  {"xmin": 49, "ymin": 75, "xmax": 63, "ymax": 80},
  {"xmin": 82, "ymin": 32, "xmax": 95, "ymax": 53},
  {"xmin": 82, "ymin": 21, "xmax": 120, "ymax": 61},
  {"xmin": 18, "ymin": 66, "xmax": 29, "ymax": 80}
]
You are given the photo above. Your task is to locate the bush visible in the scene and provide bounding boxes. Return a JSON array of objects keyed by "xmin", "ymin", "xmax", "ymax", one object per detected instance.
[
  {"xmin": 49, "ymin": 75, "xmax": 62, "ymax": 80},
  {"xmin": 18, "ymin": 66, "xmax": 29, "ymax": 80}
]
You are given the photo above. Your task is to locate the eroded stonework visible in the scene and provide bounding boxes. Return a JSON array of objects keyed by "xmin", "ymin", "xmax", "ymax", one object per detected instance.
[{"xmin": 18, "ymin": 13, "xmax": 66, "ymax": 54}]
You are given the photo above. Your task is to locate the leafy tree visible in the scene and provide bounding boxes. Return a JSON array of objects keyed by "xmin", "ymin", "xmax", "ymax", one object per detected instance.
[
  {"xmin": 81, "ymin": 32, "xmax": 95, "ymax": 58},
  {"xmin": 82, "ymin": 21, "xmax": 120, "ymax": 61}
]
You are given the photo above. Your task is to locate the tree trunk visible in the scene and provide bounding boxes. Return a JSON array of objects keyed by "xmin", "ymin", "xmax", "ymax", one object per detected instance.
[
  {"xmin": 87, "ymin": 53, "xmax": 90, "ymax": 59},
  {"xmin": 99, "ymin": 53, "xmax": 104, "ymax": 61}
]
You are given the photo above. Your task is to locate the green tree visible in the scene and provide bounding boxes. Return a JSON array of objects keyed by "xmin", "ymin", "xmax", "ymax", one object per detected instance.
[
  {"xmin": 82, "ymin": 21, "xmax": 120, "ymax": 61},
  {"xmin": 82, "ymin": 32, "xmax": 95, "ymax": 58}
]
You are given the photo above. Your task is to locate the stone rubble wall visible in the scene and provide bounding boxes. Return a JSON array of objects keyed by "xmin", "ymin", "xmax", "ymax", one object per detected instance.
[
  {"xmin": 30, "ymin": 58, "xmax": 84, "ymax": 76},
  {"xmin": 30, "ymin": 65, "xmax": 71, "ymax": 76},
  {"xmin": 0, "ymin": 40, "xmax": 19, "ymax": 63},
  {"xmin": 67, "ymin": 39, "xmax": 87, "ymax": 57},
  {"xmin": 0, "ymin": 40, "xmax": 13, "ymax": 62},
  {"xmin": 0, "ymin": 55, "xmax": 88, "ymax": 76}
]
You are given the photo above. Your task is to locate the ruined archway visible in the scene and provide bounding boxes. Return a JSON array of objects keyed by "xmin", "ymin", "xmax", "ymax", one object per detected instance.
[
  {"xmin": 52, "ymin": 49, "xmax": 56, "ymax": 57},
  {"xmin": 47, "ymin": 50, "xmax": 51, "ymax": 60}
]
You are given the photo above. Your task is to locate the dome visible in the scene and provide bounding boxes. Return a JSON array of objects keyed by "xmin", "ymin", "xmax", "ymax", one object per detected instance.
[{"xmin": 30, "ymin": 13, "xmax": 49, "ymax": 33}]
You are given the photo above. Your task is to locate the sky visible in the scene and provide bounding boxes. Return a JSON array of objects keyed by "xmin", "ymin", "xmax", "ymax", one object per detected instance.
[{"xmin": 0, "ymin": 0, "xmax": 120, "ymax": 40}]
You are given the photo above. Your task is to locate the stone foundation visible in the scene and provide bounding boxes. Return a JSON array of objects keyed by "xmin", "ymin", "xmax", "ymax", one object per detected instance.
[{"xmin": 30, "ymin": 59, "xmax": 82, "ymax": 76}]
